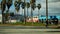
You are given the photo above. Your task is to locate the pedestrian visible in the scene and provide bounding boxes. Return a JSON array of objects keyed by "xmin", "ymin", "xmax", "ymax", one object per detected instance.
[
  {"xmin": 46, "ymin": 20, "xmax": 48, "ymax": 28},
  {"xmin": 42, "ymin": 19, "xmax": 43, "ymax": 23}
]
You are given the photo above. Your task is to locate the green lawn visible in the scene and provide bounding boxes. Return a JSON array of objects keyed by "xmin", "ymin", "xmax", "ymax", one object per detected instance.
[
  {"xmin": 10, "ymin": 22, "xmax": 46, "ymax": 26},
  {"xmin": 0, "ymin": 22, "xmax": 59, "ymax": 26}
]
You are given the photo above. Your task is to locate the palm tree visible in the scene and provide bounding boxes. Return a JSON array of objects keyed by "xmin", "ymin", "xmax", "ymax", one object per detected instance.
[
  {"xmin": 32, "ymin": 3, "xmax": 36, "ymax": 10},
  {"xmin": 14, "ymin": 0, "xmax": 21, "ymax": 22},
  {"xmin": 30, "ymin": 0, "xmax": 36, "ymax": 19},
  {"xmin": 6, "ymin": 0, "xmax": 12, "ymax": 23},
  {"xmin": 30, "ymin": 0, "xmax": 36, "ymax": 17},
  {"xmin": 37, "ymin": 4, "xmax": 41, "ymax": 19},
  {"xmin": 14, "ymin": 1, "xmax": 20, "ymax": 12},
  {"xmin": 1, "ymin": 0, "xmax": 6, "ymax": 24},
  {"xmin": 26, "ymin": 2, "xmax": 30, "ymax": 18},
  {"xmin": 21, "ymin": 1, "xmax": 26, "ymax": 23},
  {"xmin": 30, "ymin": 0, "xmax": 36, "ymax": 25}
]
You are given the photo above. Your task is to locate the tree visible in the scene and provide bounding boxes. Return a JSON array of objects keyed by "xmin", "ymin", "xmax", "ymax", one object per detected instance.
[
  {"xmin": 6, "ymin": 0, "xmax": 13, "ymax": 23},
  {"xmin": 14, "ymin": 1, "xmax": 20, "ymax": 12},
  {"xmin": 30, "ymin": 0, "xmax": 36, "ymax": 19},
  {"xmin": 21, "ymin": 2, "xmax": 26, "ymax": 9},
  {"xmin": 14, "ymin": 0, "xmax": 22, "ymax": 22},
  {"xmin": 1, "ymin": 0, "xmax": 6, "ymax": 24},
  {"xmin": 14, "ymin": 0, "xmax": 22, "ymax": 12},
  {"xmin": 37, "ymin": 4, "xmax": 41, "ymax": 18},
  {"xmin": 30, "ymin": 0, "xmax": 36, "ymax": 25},
  {"xmin": 21, "ymin": 1, "xmax": 26, "ymax": 23},
  {"xmin": 26, "ymin": 2, "xmax": 30, "ymax": 17}
]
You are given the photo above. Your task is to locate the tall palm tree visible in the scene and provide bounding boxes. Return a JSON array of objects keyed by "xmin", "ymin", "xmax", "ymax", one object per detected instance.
[
  {"xmin": 37, "ymin": 4, "xmax": 41, "ymax": 18},
  {"xmin": 14, "ymin": 1, "xmax": 20, "ymax": 12},
  {"xmin": 6, "ymin": 0, "xmax": 12, "ymax": 23},
  {"xmin": 14, "ymin": 0, "xmax": 22, "ymax": 12},
  {"xmin": 30, "ymin": 0, "xmax": 36, "ymax": 19},
  {"xmin": 30, "ymin": 0, "xmax": 36, "ymax": 25},
  {"xmin": 31, "ymin": 3, "xmax": 36, "ymax": 22},
  {"xmin": 1, "ymin": 0, "xmax": 6, "ymax": 24},
  {"xmin": 14, "ymin": 0, "xmax": 21, "ymax": 22},
  {"xmin": 21, "ymin": 1, "xmax": 26, "ymax": 23},
  {"xmin": 26, "ymin": 2, "xmax": 30, "ymax": 18}
]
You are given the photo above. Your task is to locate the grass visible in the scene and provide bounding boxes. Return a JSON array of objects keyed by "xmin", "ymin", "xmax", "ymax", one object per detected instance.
[
  {"xmin": 0, "ymin": 22, "xmax": 59, "ymax": 26},
  {"xmin": 9, "ymin": 22, "xmax": 46, "ymax": 26}
]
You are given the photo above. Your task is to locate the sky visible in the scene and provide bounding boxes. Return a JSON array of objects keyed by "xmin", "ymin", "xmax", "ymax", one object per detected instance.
[{"xmin": 0, "ymin": 0, "xmax": 60, "ymax": 16}]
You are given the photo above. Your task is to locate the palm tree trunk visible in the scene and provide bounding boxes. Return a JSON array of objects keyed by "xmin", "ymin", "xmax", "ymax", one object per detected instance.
[
  {"xmin": 31, "ymin": 7, "xmax": 33, "ymax": 25},
  {"xmin": 2, "ymin": 11, "xmax": 4, "ymax": 24},
  {"xmin": 38, "ymin": 9, "xmax": 39, "ymax": 17},
  {"xmin": 38, "ymin": 9, "xmax": 40, "ymax": 23},
  {"xmin": 27, "ymin": 8, "xmax": 28, "ymax": 18}
]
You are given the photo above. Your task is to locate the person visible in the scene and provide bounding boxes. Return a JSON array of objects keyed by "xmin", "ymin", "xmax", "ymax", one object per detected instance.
[
  {"xmin": 42, "ymin": 19, "xmax": 43, "ymax": 23},
  {"xmin": 46, "ymin": 20, "xmax": 48, "ymax": 28}
]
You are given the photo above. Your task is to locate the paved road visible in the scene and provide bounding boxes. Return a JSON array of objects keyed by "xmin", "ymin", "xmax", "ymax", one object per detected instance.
[
  {"xmin": 0, "ymin": 26, "xmax": 46, "ymax": 29},
  {"xmin": 0, "ymin": 26, "xmax": 60, "ymax": 34},
  {"xmin": 0, "ymin": 26, "xmax": 59, "ymax": 29},
  {"xmin": 0, "ymin": 29, "xmax": 60, "ymax": 34}
]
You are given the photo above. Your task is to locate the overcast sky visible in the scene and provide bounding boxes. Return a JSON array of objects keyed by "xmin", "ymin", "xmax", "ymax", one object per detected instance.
[{"xmin": 0, "ymin": 0, "xmax": 60, "ymax": 16}]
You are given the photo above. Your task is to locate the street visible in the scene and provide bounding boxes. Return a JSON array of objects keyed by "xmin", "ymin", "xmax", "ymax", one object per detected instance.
[
  {"xmin": 0, "ymin": 26, "xmax": 60, "ymax": 34},
  {"xmin": 0, "ymin": 25, "xmax": 59, "ymax": 29},
  {"xmin": 0, "ymin": 29, "xmax": 60, "ymax": 34}
]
